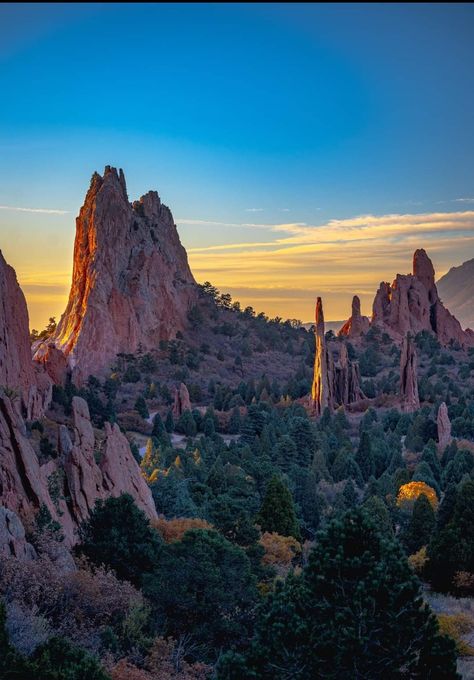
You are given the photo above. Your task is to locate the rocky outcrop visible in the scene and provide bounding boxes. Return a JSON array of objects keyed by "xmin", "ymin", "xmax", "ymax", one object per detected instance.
[
  {"xmin": 0, "ymin": 507, "xmax": 36, "ymax": 560},
  {"xmin": 172, "ymin": 382, "xmax": 192, "ymax": 419},
  {"xmin": 100, "ymin": 421, "xmax": 157, "ymax": 519},
  {"xmin": 339, "ymin": 295, "xmax": 370, "ymax": 338},
  {"xmin": 32, "ymin": 341, "xmax": 69, "ymax": 385},
  {"xmin": 400, "ymin": 334, "xmax": 420, "ymax": 412},
  {"xmin": 0, "ymin": 390, "xmax": 157, "ymax": 549},
  {"xmin": 60, "ymin": 397, "xmax": 157, "ymax": 537},
  {"xmin": 437, "ymin": 401, "xmax": 452, "ymax": 454},
  {"xmin": 312, "ymin": 298, "xmax": 334, "ymax": 416},
  {"xmin": 43, "ymin": 166, "xmax": 198, "ymax": 385},
  {"xmin": 0, "ymin": 251, "xmax": 51, "ymax": 418},
  {"xmin": 371, "ymin": 249, "xmax": 474, "ymax": 348},
  {"xmin": 312, "ymin": 298, "xmax": 365, "ymax": 415},
  {"xmin": 334, "ymin": 344, "xmax": 364, "ymax": 405}
]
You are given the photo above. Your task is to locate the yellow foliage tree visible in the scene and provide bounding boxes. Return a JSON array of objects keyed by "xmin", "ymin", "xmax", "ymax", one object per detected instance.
[
  {"xmin": 151, "ymin": 516, "xmax": 214, "ymax": 543},
  {"xmin": 396, "ymin": 481, "xmax": 438, "ymax": 511},
  {"xmin": 259, "ymin": 531, "xmax": 301, "ymax": 577}
]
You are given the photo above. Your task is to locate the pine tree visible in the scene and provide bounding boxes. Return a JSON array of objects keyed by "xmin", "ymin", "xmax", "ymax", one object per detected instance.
[
  {"xmin": 165, "ymin": 409, "xmax": 174, "ymax": 433},
  {"xmin": 355, "ymin": 430, "xmax": 375, "ymax": 481},
  {"xmin": 256, "ymin": 476, "xmax": 300, "ymax": 540},
  {"xmin": 402, "ymin": 493, "xmax": 435, "ymax": 555},
  {"xmin": 218, "ymin": 509, "xmax": 459, "ymax": 679}
]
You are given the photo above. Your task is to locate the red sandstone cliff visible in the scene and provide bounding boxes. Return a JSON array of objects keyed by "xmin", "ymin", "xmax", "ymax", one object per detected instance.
[
  {"xmin": 46, "ymin": 166, "xmax": 198, "ymax": 384},
  {"xmin": 0, "ymin": 251, "xmax": 51, "ymax": 419}
]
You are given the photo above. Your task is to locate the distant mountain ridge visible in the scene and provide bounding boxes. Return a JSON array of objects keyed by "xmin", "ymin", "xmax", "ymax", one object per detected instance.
[{"xmin": 437, "ymin": 257, "xmax": 474, "ymax": 331}]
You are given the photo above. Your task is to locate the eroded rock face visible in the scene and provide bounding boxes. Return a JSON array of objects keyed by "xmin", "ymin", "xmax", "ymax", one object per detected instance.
[
  {"xmin": 48, "ymin": 166, "xmax": 198, "ymax": 384},
  {"xmin": 312, "ymin": 298, "xmax": 333, "ymax": 416},
  {"xmin": 437, "ymin": 401, "xmax": 452, "ymax": 454},
  {"xmin": 339, "ymin": 295, "xmax": 370, "ymax": 338},
  {"xmin": 400, "ymin": 334, "xmax": 420, "ymax": 413},
  {"xmin": 0, "ymin": 252, "xmax": 51, "ymax": 418},
  {"xmin": 372, "ymin": 249, "xmax": 473, "ymax": 348},
  {"xmin": 0, "ymin": 391, "xmax": 157, "ymax": 549},
  {"xmin": 32, "ymin": 341, "xmax": 69, "ymax": 385},
  {"xmin": 0, "ymin": 507, "xmax": 36, "ymax": 560},
  {"xmin": 172, "ymin": 382, "xmax": 192, "ymax": 419},
  {"xmin": 334, "ymin": 343, "xmax": 364, "ymax": 405}
]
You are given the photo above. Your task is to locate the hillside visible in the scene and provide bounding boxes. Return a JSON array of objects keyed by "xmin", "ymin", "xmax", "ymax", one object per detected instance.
[{"xmin": 437, "ymin": 257, "xmax": 474, "ymax": 331}]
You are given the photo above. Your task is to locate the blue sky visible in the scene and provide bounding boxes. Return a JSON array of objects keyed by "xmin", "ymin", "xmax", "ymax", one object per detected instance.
[{"xmin": 1, "ymin": 3, "xmax": 473, "ymax": 327}]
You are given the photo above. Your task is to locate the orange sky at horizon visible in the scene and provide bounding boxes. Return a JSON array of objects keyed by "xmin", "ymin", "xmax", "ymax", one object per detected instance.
[{"xmin": 2, "ymin": 207, "xmax": 473, "ymax": 332}]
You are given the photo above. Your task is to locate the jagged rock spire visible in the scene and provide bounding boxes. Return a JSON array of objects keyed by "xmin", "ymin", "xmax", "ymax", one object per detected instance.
[
  {"xmin": 312, "ymin": 298, "xmax": 333, "ymax": 416},
  {"xmin": 400, "ymin": 334, "xmax": 420, "ymax": 412}
]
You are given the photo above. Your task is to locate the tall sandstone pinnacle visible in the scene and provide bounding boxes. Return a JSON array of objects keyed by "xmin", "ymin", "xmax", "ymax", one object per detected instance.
[
  {"xmin": 399, "ymin": 334, "xmax": 420, "ymax": 413},
  {"xmin": 0, "ymin": 251, "xmax": 51, "ymax": 419},
  {"xmin": 47, "ymin": 166, "xmax": 198, "ymax": 384},
  {"xmin": 371, "ymin": 249, "xmax": 474, "ymax": 348},
  {"xmin": 312, "ymin": 298, "xmax": 333, "ymax": 416},
  {"xmin": 338, "ymin": 295, "xmax": 370, "ymax": 338}
]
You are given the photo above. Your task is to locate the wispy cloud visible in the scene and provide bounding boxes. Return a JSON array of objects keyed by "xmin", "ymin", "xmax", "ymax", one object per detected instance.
[
  {"xmin": 245, "ymin": 207, "xmax": 264, "ymax": 212},
  {"xmin": 0, "ymin": 205, "xmax": 69, "ymax": 215},
  {"xmin": 186, "ymin": 209, "xmax": 474, "ymax": 321},
  {"xmin": 453, "ymin": 197, "xmax": 474, "ymax": 204}
]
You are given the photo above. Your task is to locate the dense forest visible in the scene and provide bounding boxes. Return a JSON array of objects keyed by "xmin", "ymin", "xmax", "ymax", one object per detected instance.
[{"xmin": 3, "ymin": 283, "xmax": 474, "ymax": 679}]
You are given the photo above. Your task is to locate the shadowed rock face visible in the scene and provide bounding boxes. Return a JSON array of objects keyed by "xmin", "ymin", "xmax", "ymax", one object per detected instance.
[
  {"xmin": 372, "ymin": 249, "xmax": 474, "ymax": 348},
  {"xmin": 400, "ymin": 334, "xmax": 420, "ymax": 413},
  {"xmin": 0, "ymin": 251, "xmax": 51, "ymax": 419},
  {"xmin": 48, "ymin": 166, "xmax": 198, "ymax": 385},
  {"xmin": 0, "ymin": 392, "xmax": 157, "ymax": 548},
  {"xmin": 437, "ymin": 401, "xmax": 452, "ymax": 454}
]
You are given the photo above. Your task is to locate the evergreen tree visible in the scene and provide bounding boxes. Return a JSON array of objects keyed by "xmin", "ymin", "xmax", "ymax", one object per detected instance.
[
  {"xmin": 402, "ymin": 493, "xmax": 436, "ymax": 555},
  {"xmin": 151, "ymin": 412, "xmax": 165, "ymax": 438},
  {"xmin": 355, "ymin": 431, "xmax": 375, "ymax": 481},
  {"xmin": 134, "ymin": 395, "xmax": 149, "ymax": 419},
  {"xmin": 218, "ymin": 509, "xmax": 459, "ymax": 679},
  {"xmin": 427, "ymin": 480, "xmax": 474, "ymax": 593},
  {"xmin": 256, "ymin": 475, "xmax": 300, "ymax": 540},
  {"xmin": 76, "ymin": 494, "xmax": 162, "ymax": 586},
  {"xmin": 165, "ymin": 409, "xmax": 174, "ymax": 433},
  {"xmin": 176, "ymin": 410, "xmax": 197, "ymax": 437}
]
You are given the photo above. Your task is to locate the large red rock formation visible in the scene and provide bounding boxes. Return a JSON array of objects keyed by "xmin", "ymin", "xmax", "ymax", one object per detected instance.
[
  {"xmin": 399, "ymin": 334, "xmax": 420, "ymax": 412},
  {"xmin": 437, "ymin": 401, "xmax": 452, "ymax": 454},
  {"xmin": 339, "ymin": 295, "xmax": 370, "ymax": 338},
  {"xmin": 372, "ymin": 249, "xmax": 474, "ymax": 348},
  {"xmin": 0, "ymin": 251, "xmax": 51, "ymax": 419},
  {"xmin": 46, "ymin": 166, "xmax": 198, "ymax": 384}
]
